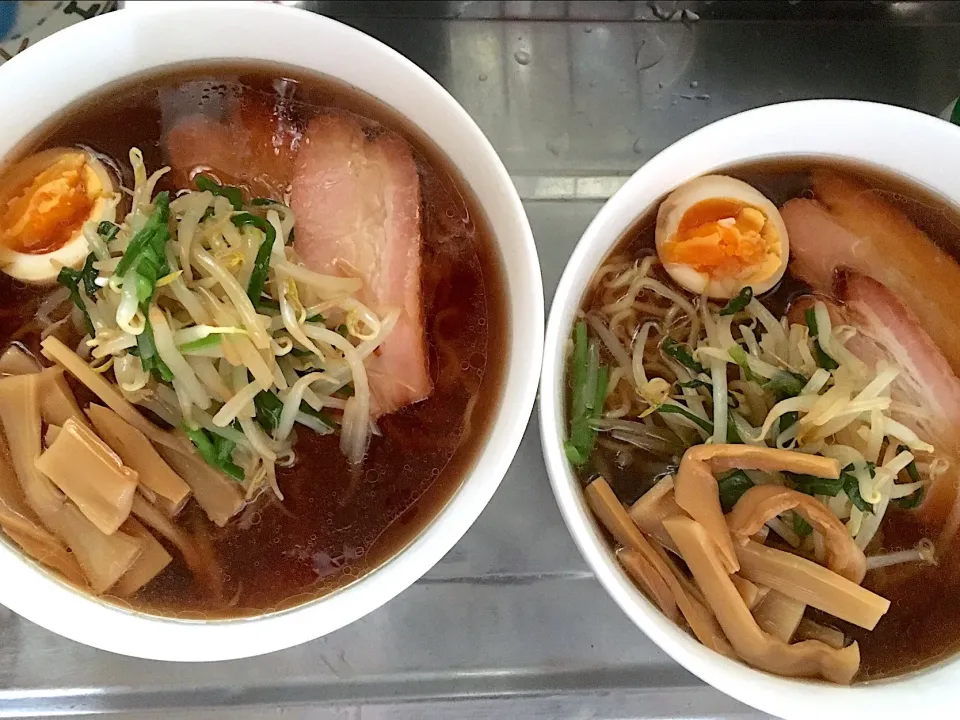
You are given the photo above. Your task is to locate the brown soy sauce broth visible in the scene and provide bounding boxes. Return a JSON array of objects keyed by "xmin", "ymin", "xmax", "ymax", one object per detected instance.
[
  {"xmin": 0, "ymin": 63, "xmax": 508, "ymax": 617},
  {"xmin": 572, "ymin": 157, "xmax": 960, "ymax": 680}
]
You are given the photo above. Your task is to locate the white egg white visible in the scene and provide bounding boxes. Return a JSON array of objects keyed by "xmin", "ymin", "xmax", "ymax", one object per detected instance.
[
  {"xmin": 0, "ymin": 147, "xmax": 117, "ymax": 285},
  {"xmin": 654, "ymin": 174, "xmax": 790, "ymax": 299}
]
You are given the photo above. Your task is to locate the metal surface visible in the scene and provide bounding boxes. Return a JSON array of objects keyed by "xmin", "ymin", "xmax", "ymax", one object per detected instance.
[{"xmin": 3, "ymin": 2, "xmax": 960, "ymax": 718}]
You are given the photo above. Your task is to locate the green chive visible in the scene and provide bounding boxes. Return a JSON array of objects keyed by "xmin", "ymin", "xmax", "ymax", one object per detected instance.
[
  {"xmin": 231, "ymin": 213, "xmax": 277, "ymax": 308},
  {"xmin": 178, "ymin": 335, "xmax": 223, "ymax": 353},
  {"xmin": 718, "ymin": 470, "xmax": 754, "ymax": 512},
  {"xmin": 657, "ymin": 403, "xmax": 714, "ymax": 434},
  {"xmin": 661, "ymin": 337, "xmax": 706, "ymax": 375},
  {"xmin": 805, "ymin": 307, "xmax": 839, "ymax": 371},
  {"xmin": 792, "ymin": 512, "xmax": 813, "ymax": 537},
  {"xmin": 195, "ymin": 174, "xmax": 243, "ymax": 210},
  {"xmin": 720, "ymin": 286, "xmax": 753, "ymax": 316},
  {"xmin": 764, "ymin": 370, "xmax": 808, "ymax": 400},
  {"xmin": 97, "ymin": 221, "xmax": 120, "ymax": 243}
]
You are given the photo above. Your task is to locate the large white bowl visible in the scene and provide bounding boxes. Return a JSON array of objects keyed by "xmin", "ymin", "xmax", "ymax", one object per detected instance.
[
  {"xmin": 540, "ymin": 100, "xmax": 960, "ymax": 719},
  {"xmin": 0, "ymin": 3, "xmax": 543, "ymax": 661}
]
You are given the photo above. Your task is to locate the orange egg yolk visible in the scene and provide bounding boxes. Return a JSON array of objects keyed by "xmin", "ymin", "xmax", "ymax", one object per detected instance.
[
  {"xmin": 660, "ymin": 198, "xmax": 780, "ymax": 281},
  {"xmin": 0, "ymin": 153, "xmax": 100, "ymax": 255}
]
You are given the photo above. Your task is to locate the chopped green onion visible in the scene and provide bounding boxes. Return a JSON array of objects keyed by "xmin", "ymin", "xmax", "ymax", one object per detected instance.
[
  {"xmin": 841, "ymin": 465, "xmax": 874, "ymax": 514},
  {"xmin": 336, "ymin": 323, "xmax": 349, "ymax": 337},
  {"xmin": 182, "ymin": 425, "xmax": 244, "ymax": 481},
  {"xmin": 657, "ymin": 403, "xmax": 714, "ymax": 435},
  {"xmin": 805, "ymin": 307, "xmax": 839, "ymax": 371},
  {"xmin": 299, "ymin": 403, "xmax": 338, "ymax": 432},
  {"xmin": 792, "ymin": 511, "xmax": 813, "ymax": 537},
  {"xmin": 778, "ymin": 410, "xmax": 800, "ymax": 436},
  {"xmin": 115, "ymin": 192, "xmax": 170, "ymax": 279},
  {"xmin": 195, "ymin": 174, "xmax": 243, "ymax": 210},
  {"xmin": 566, "ymin": 322, "xmax": 608, "ymax": 466},
  {"xmin": 676, "ymin": 378, "xmax": 712, "ymax": 391},
  {"xmin": 253, "ymin": 391, "xmax": 284, "ymax": 433},
  {"xmin": 255, "ymin": 389, "xmax": 338, "ymax": 435},
  {"xmin": 764, "ymin": 370, "xmax": 808, "ymax": 400},
  {"xmin": 894, "ymin": 486, "xmax": 926, "ymax": 510},
  {"xmin": 718, "ymin": 470, "xmax": 754, "ymax": 512},
  {"xmin": 178, "ymin": 335, "xmax": 222, "ymax": 353},
  {"xmin": 97, "ymin": 221, "xmax": 120, "ymax": 243},
  {"xmin": 250, "ymin": 197, "xmax": 278, "ymax": 206},
  {"xmin": 726, "ymin": 421, "xmax": 743, "ymax": 444},
  {"xmin": 728, "ymin": 345, "xmax": 763, "ymax": 384},
  {"xmin": 661, "ymin": 337, "xmax": 706, "ymax": 375},
  {"xmin": 720, "ymin": 286, "xmax": 753, "ymax": 316},
  {"xmin": 306, "ymin": 313, "xmax": 325, "ymax": 323},
  {"xmin": 893, "ymin": 445, "xmax": 926, "ymax": 509},
  {"xmin": 584, "ymin": 342, "xmax": 600, "ymax": 411},
  {"xmin": 136, "ymin": 318, "xmax": 174, "ymax": 383},
  {"xmin": 231, "ymin": 213, "xmax": 277, "ymax": 308},
  {"xmin": 199, "ymin": 206, "xmax": 216, "ymax": 223},
  {"xmin": 788, "ymin": 472, "xmax": 843, "ymax": 497},
  {"xmin": 57, "ymin": 253, "xmax": 99, "ymax": 336}
]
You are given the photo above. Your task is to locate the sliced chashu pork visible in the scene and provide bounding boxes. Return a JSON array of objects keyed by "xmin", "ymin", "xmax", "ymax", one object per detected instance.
[
  {"xmin": 163, "ymin": 92, "xmax": 299, "ymax": 200},
  {"xmin": 291, "ymin": 115, "xmax": 431, "ymax": 416},
  {"xmin": 781, "ymin": 170, "xmax": 960, "ymax": 378},
  {"xmin": 789, "ymin": 276, "xmax": 960, "ymax": 534}
]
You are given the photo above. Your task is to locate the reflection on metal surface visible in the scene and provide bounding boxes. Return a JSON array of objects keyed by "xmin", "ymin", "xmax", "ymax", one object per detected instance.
[{"xmin": 1, "ymin": 2, "xmax": 959, "ymax": 718}]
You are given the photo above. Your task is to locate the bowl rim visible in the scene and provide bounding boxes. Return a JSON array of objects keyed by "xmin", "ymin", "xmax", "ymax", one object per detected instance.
[
  {"xmin": 540, "ymin": 99, "xmax": 960, "ymax": 718},
  {"xmin": 0, "ymin": 2, "xmax": 544, "ymax": 661}
]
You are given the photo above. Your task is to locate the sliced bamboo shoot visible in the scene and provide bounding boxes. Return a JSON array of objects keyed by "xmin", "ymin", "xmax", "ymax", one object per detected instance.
[
  {"xmin": 795, "ymin": 619, "xmax": 846, "ymax": 650},
  {"xmin": 37, "ymin": 367, "xmax": 88, "ymax": 428},
  {"xmin": 736, "ymin": 540, "xmax": 889, "ymax": 630},
  {"xmin": 674, "ymin": 444, "xmax": 841, "ymax": 574},
  {"xmin": 731, "ymin": 576, "xmax": 767, "ymax": 611},
  {"xmin": 39, "ymin": 336, "xmax": 180, "ymax": 449},
  {"xmin": 618, "ymin": 548, "xmax": 679, "ymax": 623},
  {"xmin": 664, "ymin": 515, "xmax": 860, "ymax": 684},
  {"xmin": 727, "ymin": 484, "xmax": 866, "ymax": 583},
  {"xmin": 586, "ymin": 477, "xmax": 733, "ymax": 657},
  {"xmin": 47, "ymin": 502, "xmax": 141, "ymax": 594},
  {"xmin": 36, "ymin": 418, "xmax": 137, "ymax": 535},
  {"xmin": 112, "ymin": 517, "xmax": 172, "ymax": 597},
  {"xmin": 0, "ymin": 431, "xmax": 83, "ymax": 586},
  {"xmin": 156, "ymin": 445, "xmax": 243, "ymax": 527},
  {"xmin": 753, "ymin": 590, "xmax": 805, "ymax": 643},
  {"xmin": 629, "ymin": 477, "xmax": 682, "ymax": 553},
  {"xmin": 0, "ymin": 373, "xmax": 64, "ymax": 518},
  {"xmin": 86, "ymin": 405, "xmax": 191, "ymax": 509}
]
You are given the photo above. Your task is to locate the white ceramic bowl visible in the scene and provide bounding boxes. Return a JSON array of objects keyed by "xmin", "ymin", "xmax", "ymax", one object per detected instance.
[
  {"xmin": 540, "ymin": 100, "xmax": 960, "ymax": 719},
  {"xmin": 0, "ymin": 3, "xmax": 543, "ymax": 661}
]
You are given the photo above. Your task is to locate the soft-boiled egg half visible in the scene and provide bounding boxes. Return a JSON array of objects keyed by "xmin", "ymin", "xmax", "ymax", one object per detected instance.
[
  {"xmin": 0, "ymin": 147, "xmax": 117, "ymax": 284},
  {"xmin": 655, "ymin": 175, "xmax": 789, "ymax": 299}
]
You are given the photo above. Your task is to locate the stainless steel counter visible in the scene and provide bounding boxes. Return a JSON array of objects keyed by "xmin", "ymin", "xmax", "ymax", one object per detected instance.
[{"xmin": 4, "ymin": 2, "xmax": 960, "ymax": 718}]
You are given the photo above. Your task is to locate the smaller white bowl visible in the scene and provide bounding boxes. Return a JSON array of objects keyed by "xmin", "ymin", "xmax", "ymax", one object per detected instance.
[{"xmin": 540, "ymin": 100, "xmax": 960, "ymax": 719}]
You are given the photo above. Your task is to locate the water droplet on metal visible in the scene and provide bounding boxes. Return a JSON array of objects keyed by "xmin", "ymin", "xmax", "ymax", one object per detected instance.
[
  {"xmin": 635, "ymin": 36, "xmax": 666, "ymax": 71},
  {"xmin": 632, "ymin": 137, "xmax": 644, "ymax": 153},
  {"xmin": 546, "ymin": 133, "xmax": 570, "ymax": 157},
  {"xmin": 478, "ymin": 73, "xmax": 487, "ymax": 82},
  {"xmin": 689, "ymin": 80, "xmax": 699, "ymax": 88},
  {"xmin": 584, "ymin": 26, "xmax": 592, "ymax": 33},
  {"xmin": 514, "ymin": 50, "xmax": 531, "ymax": 65}
]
